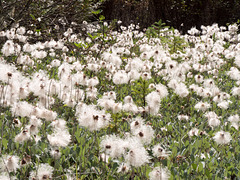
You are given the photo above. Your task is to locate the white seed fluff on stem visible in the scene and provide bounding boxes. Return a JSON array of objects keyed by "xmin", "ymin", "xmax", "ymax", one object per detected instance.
[
  {"xmin": 0, "ymin": 155, "xmax": 20, "ymax": 173},
  {"xmin": 27, "ymin": 124, "xmax": 39, "ymax": 135},
  {"xmin": 130, "ymin": 117, "xmax": 145, "ymax": 131},
  {"xmin": 16, "ymin": 26, "xmax": 26, "ymax": 35},
  {"xmin": 194, "ymin": 74, "xmax": 204, "ymax": 83},
  {"xmin": 11, "ymin": 101, "xmax": 33, "ymax": 117},
  {"xmin": 77, "ymin": 105, "xmax": 111, "ymax": 131},
  {"xmin": 123, "ymin": 103, "xmax": 139, "ymax": 114},
  {"xmin": 177, "ymin": 114, "xmax": 189, "ymax": 121},
  {"xmin": 97, "ymin": 98, "xmax": 115, "ymax": 111},
  {"xmin": 208, "ymin": 118, "xmax": 221, "ymax": 128},
  {"xmin": 29, "ymin": 115, "xmax": 42, "ymax": 127},
  {"xmin": 149, "ymin": 166, "xmax": 170, "ymax": 180},
  {"xmin": 41, "ymin": 109, "xmax": 57, "ymax": 121},
  {"xmin": 155, "ymin": 83, "xmax": 168, "ymax": 98},
  {"xmin": 228, "ymin": 114, "xmax": 240, "ymax": 123},
  {"xmin": 174, "ymin": 82, "xmax": 189, "ymax": 97},
  {"xmin": 145, "ymin": 91, "xmax": 161, "ymax": 115},
  {"xmin": 227, "ymin": 67, "xmax": 240, "ymax": 80},
  {"xmin": 0, "ymin": 31, "xmax": 6, "ymax": 37},
  {"xmin": 30, "ymin": 163, "xmax": 54, "ymax": 180},
  {"xmin": 87, "ymin": 77, "xmax": 99, "ymax": 87},
  {"xmin": 152, "ymin": 144, "xmax": 170, "ymax": 158},
  {"xmin": 23, "ymin": 43, "xmax": 34, "ymax": 53},
  {"xmin": 50, "ymin": 149, "xmax": 61, "ymax": 160},
  {"xmin": 204, "ymin": 111, "xmax": 219, "ymax": 119},
  {"xmin": 141, "ymin": 72, "xmax": 152, "ymax": 80},
  {"xmin": 0, "ymin": 174, "xmax": 14, "ymax": 180},
  {"xmin": 117, "ymin": 163, "xmax": 130, "ymax": 174},
  {"xmin": 124, "ymin": 146, "xmax": 149, "ymax": 167},
  {"xmin": 213, "ymin": 130, "xmax": 232, "ymax": 145},
  {"xmin": 47, "ymin": 128, "xmax": 71, "ymax": 147},
  {"xmin": 50, "ymin": 119, "xmax": 67, "ymax": 130},
  {"xmin": 112, "ymin": 102, "xmax": 123, "ymax": 114},
  {"xmin": 13, "ymin": 118, "xmax": 21, "ymax": 127},
  {"xmin": 167, "ymin": 79, "xmax": 178, "ymax": 89},
  {"xmin": 1, "ymin": 40, "xmax": 15, "ymax": 56},
  {"xmin": 15, "ymin": 129, "xmax": 31, "ymax": 143},
  {"xmin": 124, "ymin": 96, "xmax": 133, "ymax": 104},
  {"xmin": 100, "ymin": 134, "xmax": 126, "ymax": 158},
  {"xmin": 231, "ymin": 86, "xmax": 240, "ymax": 96},
  {"xmin": 112, "ymin": 70, "xmax": 129, "ymax": 85},
  {"xmin": 217, "ymin": 100, "xmax": 232, "ymax": 109},
  {"xmin": 194, "ymin": 101, "xmax": 210, "ymax": 111},
  {"xmin": 213, "ymin": 94, "xmax": 223, "ymax": 103},
  {"xmin": 132, "ymin": 125, "xmax": 155, "ymax": 145},
  {"xmin": 188, "ymin": 128, "xmax": 199, "ymax": 137},
  {"xmin": 128, "ymin": 69, "xmax": 140, "ymax": 81}
]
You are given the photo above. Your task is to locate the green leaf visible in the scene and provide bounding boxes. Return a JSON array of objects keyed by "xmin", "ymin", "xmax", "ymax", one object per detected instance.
[
  {"xmin": 198, "ymin": 162, "xmax": 204, "ymax": 172},
  {"xmin": 99, "ymin": 15, "xmax": 105, "ymax": 21},
  {"xmin": 172, "ymin": 146, "xmax": 178, "ymax": 156},
  {"xmin": 205, "ymin": 168, "xmax": 211, "ymax": 178},
  {"xmin": 30, "ymin": 14, "xmax": 36, "ymax": 21},
  {"xmin": 192, "ymin": 163, "xmax": 197, "ymax": 170},
  {"xmin": 80, "ymin": 175, "xmax": 88, "ymax": 179},
  {"xmin": 74, "ymin": 42, "xmax": 83, "ymax": 48},
  {"xmin": 92, "ymin": 9, "xmax": 101, "ymax": 15},
  {"xmin": 2, "ymin": 138, "xmax": 8, "ymax": 149}
]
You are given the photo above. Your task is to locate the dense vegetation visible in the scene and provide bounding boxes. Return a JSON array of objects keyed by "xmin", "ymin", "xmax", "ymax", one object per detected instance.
[
  {"xmin": 0, "ymin": 0, "xmax": 107, "ymax": 41},
  {"xmin": 0, "ymin": 1, "xmax": 240, "ymax": 180}
]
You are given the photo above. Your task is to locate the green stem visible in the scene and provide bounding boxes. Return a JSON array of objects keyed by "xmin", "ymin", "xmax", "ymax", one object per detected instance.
[
  {"xmin": 113, "ymin": 113, "xmax": 118, "ymax": 133},
  {"xmin": 143, "ymin": 80, "xmax": 146, "ymax": 107},
  {"xmin": 179, "ymin": 120, "xmax": 182, "ymax": 151},
  {"xmin": 0, "ymin": 115, "xmax": 4, "ymax": 154},
  {"xmin": 142, "ymin": 80, "xmax": 147, "ymax": 119}
]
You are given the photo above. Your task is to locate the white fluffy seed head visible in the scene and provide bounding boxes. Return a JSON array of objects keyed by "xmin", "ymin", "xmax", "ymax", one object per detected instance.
[
  {"xmin": 0, "ymin": 155, "xmax": 20, "ymax": 173},
  {"xmin": 149, "ymin": 166, "xmax": 170, "ymax": 180},
  {"xmin": 152, "ymin": 144, "xmax": 170, "ymax": 158},
  {"xmin": 213, "ymin": 130, "xmax": 232, "ymax": 144}
]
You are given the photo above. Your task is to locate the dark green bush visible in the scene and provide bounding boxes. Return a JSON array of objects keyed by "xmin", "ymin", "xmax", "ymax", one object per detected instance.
[{"xmin": 0, "ymin": 0, "xmax": 106, "ymax": 37}]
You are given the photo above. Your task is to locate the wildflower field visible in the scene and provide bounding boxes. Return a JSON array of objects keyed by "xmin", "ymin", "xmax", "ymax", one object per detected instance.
[{"xmin": 0, "ymin": 20, "xmax": 240, "ymax": 180}]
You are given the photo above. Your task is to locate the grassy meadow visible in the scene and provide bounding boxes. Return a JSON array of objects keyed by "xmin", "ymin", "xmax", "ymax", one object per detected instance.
[{"xmin": 0, "ymin": 21, "xmax": 240, "ymax": 179}]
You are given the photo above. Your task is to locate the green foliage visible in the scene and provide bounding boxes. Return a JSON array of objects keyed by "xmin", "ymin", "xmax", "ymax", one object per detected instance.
[
  {"xmin": 145, "ymin": 20, "xmax": 188, "ymax": 54},
  {"xmin": 146, "ymin": 20, "xmax": 168, "ymax": 39},
  {"xmin": 0, "ymin": 0, "xmax": 108, "ymax": 41}
]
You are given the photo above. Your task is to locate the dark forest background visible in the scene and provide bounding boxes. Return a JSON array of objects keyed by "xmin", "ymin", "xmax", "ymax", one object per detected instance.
[
  {"xmin": 1, "ymin": 0, "xmax": 240, "ymax": 34},
  {"xmin": 103, "ymin": 0, "xmax": 240, "ymax": 33}
]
